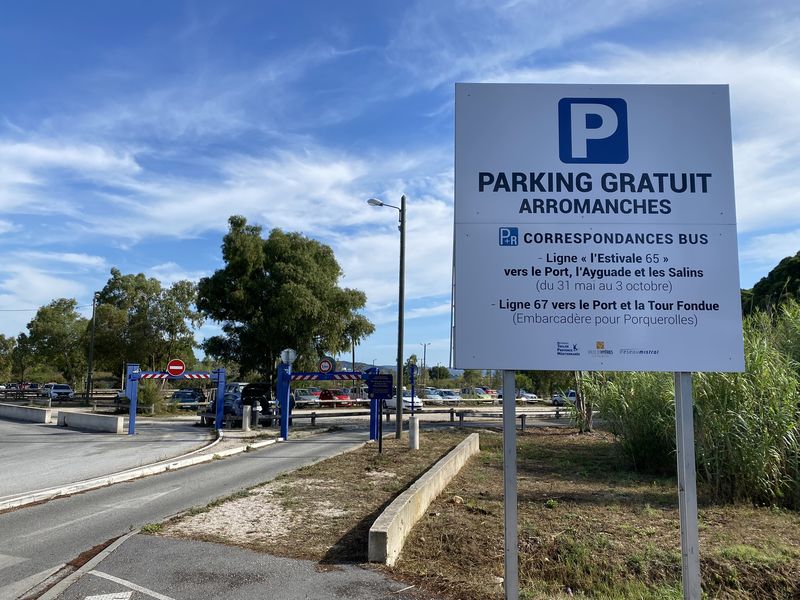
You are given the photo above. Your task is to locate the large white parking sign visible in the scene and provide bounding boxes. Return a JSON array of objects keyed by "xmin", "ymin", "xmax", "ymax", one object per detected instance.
[{"xmin": 453, "ymin": 84, "xmax": 745, "ymax": 372}]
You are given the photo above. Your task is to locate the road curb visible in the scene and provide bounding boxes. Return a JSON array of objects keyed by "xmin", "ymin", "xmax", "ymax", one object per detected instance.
[
  {"xmin": 0, "ymin": 432, "xmax": 277, "ymax": 512},
  {"xmin": 35, "ymin": 529, "xmax": 140, "ymax": 600}
]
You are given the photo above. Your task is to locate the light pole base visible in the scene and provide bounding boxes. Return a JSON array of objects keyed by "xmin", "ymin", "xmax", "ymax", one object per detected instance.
[{"xmin": 408, "ymin": 415, "xmax": 419, "ymax": 450}]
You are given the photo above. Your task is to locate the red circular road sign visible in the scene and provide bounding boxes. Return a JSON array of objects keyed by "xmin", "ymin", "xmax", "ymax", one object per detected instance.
[
  {"xmin": 166, "ymin": 359, "xmax": 186, "ymax": 377},
  {"xmin": 318, "ymin": 358, "xmax": 334, "ymax": 373}
]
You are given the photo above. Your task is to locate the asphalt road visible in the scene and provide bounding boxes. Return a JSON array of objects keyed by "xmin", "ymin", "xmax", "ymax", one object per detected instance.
[
  {"xmin": 0, "ymin": 419, "xmax": 213, "ymax": 498},
  {"xmin": 55, "ymin": 535, "xmax": 432, "ymax": 600},
  {"xmin": 0, "ymin": 428, "xmax": 368, "ymax": 600}
]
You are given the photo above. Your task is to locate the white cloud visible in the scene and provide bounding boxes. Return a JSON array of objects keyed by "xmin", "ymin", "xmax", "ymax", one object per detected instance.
[
  {"xmin": 0, "ymin": 265, "xmax": 89, "ymax": 337},
  {"xmin": 11, "ymin": 251, "xmax": 107, "ymax": 270},
  {"xmin": 388, "ymin": 0, "xmax": 678, "ymax": 90},
  {"xmin": 147, "ymin": 262, "xmax": 208, "ymax": 286},
  {"xmin": 0, "ymin": 219, "xmax": 18, "ymax": 235},
  {"xmin": 740, "ymin": 229, "xmax": 800, "ymax": 269}
]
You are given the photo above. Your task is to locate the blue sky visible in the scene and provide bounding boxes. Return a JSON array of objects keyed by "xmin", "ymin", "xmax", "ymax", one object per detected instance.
[{"xmin": 0, "ymin": 0, "xmax": 798, "ymax": 370}]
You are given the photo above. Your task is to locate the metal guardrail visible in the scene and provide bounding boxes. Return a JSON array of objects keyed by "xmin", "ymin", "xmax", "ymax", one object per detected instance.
[{"xmin": 197, "ymin": 407, "xmax": 570, "ymax": 429}]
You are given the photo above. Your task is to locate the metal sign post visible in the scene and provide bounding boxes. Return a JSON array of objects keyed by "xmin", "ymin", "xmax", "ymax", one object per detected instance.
[
  {"xmin": 674, "ymin": 372, "xmax": 702, "ymax": 598},
  {"xmin": 125, "ymin": 363, "xmax": 139, "ymax": 435},
  {"xmin": 502, "ymin": 370, "xmax": 519, "ymax": 599}
]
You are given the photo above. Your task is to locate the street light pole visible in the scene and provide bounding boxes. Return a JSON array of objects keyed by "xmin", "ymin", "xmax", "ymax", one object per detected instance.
[
  {"xmin": 86, "ymin": 292, "xmax": 99, "ymax": 403},
  {"xmin": 368, "ymin": 194, "xmax": 406, "ymax": 438}
]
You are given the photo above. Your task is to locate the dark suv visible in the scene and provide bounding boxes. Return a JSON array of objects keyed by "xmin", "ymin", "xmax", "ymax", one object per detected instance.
[{"xmin": 242, "ymin": 383, "xmax": 295, "ymax": 427}]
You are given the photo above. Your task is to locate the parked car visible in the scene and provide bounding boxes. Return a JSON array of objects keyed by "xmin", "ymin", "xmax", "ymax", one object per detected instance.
[
  {"xmin": 462, "ymin": 387, "xmax": 491, "ymax": 399},
  {"xmin": 332, "ymin": 389, "xmax": 352, "ymax": 406},
  {"xmin": 519, "ymin": 391, "xmax": 539, "ymax": 403},
  {"xmin": 384, "ymin": 390, "xmax": 424, "ymax": 411},
  {"xmin": 43, "ymin": 383, "xmax": 74, "ymax": 401},
  {"xmin": 424, "ymin": 389, "xmax": 444, "ymax": 404},
  {"xmin": 294, "ymin": 389, "xmax": 320, "ymax": 408},
  {"xmin": 482, "ymin": 388, "xmax": 498, "ymax": 397},
  {"xmin": 551, "ymin": 391, "xmax": 577, "ymax": 406},
  {"xmin": 171, "ymin": 389, "xmax": 206, "ymax": 409},
  {"xmin": 439, "ymin": 389, "xmax": 462, "ymax": 405}
]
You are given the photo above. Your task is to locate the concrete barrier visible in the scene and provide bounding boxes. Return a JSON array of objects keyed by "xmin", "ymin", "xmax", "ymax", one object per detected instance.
[
  {"xmin": 0, "ymin": 403, "xmax": 52, "ymax": 424},
  {"xmin": 57, "ymin": 411, "xmax": 124, "ymax": 434},
  {"xmin": 369, "ymin": 432, "xmax": 480, "ymax": 566}
]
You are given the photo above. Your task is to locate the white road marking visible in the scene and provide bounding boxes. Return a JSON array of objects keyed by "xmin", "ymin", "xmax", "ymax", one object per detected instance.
[
  {"xmin": 89, "ymin": 570, "xmax": 177, "ymax": 600},
  {"xmin": 85, "ymin": 592, "xmax": 133, "ymax": 600},
  {"xmin": 15, "ymin": 487, "xmax": 182, "ymax": 541},
  {"xmin": 0, "ymin": 552, "xmax": 27, "ymax": 569}
]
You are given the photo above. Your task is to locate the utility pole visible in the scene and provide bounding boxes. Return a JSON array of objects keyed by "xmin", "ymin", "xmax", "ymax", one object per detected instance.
[
  {"xmin": 86, "ymin": 292, "xmax": 98, "ymax": 403},
  {"xmin": 420, "ymin": 342, "xmax": 430, "ymax": 390}
]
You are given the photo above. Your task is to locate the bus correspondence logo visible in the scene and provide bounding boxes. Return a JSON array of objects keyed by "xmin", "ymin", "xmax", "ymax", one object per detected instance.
[
  {"xmin": 499, "ymin": 227, "xmax": 519, "ymax": 246},
  {"xmin": 558, "ymin": 98, "xmax": 628, "ymax": 164}
]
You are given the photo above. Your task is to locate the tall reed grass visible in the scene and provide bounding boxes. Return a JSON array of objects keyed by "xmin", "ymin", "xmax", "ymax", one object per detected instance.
[{"xmin": 584, "ymin": 300, "xmax": 800, "ymax": 508}]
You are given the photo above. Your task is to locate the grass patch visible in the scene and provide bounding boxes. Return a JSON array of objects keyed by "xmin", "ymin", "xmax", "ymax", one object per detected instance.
[
  {"xmin": 140, "ymin": 523, "xmax": 163, "ymax": 534},
  {"xmin": 396, "ymin": 429, "xmax": 800, "ymax": 599}
]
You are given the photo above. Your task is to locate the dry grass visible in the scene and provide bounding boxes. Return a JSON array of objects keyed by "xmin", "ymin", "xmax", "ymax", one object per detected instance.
[
  {"xmin": 396, "ymin": 428, "xmax": 800, "ymax": 599},
  {"xmin": 159, "ymin": 427, "xmax": 800, "ymax": 599},
  {"xmin": 160, "ymin": 431, "xmax": 470, "ymax": 563}
]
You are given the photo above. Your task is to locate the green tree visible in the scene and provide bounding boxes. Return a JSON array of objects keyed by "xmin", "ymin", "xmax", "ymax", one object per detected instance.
[
  {"xmin": 428, "ymin": 365, "xmax": 450, "ymax": 382},
  {"xmin": 95, "ymin": 268, "xmax": 201, "ymax": 373},
  {"xmin": 461, "ymin": 369, "xmax": 481, "ymax": 387},
  {"xmin": 341, "ymin": 314, "xmax": 376, "ymax": 371},
  {"xmin": 26, "ymin": 298, "xmax": 88, "ymax": 387},
  {"xmin": 11, "ymin": 333, "xmax": 34, "ymax": 381},
  {"xmin": 0, "ymin": 334, "xmax": 15, "ymax": 381},
  {"xmin": 197, "ymin": 216, "xmax": 374, "ymax": 390},
  {"xmin": 743, "ymin": 250, "xmax": 800, "ymax": 314}
]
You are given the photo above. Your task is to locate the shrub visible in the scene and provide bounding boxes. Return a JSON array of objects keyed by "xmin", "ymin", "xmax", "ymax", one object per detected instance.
[
  {"xmin": 694, "ymin": 307, "xmax": 800, "ymax": 508},
  {"xmin": 585, "ymin": 304, "xmax": 800, "ymax": 508},
  {"xmin": 582, "ymin": 371, "xmax": 675, "ymax": 474},
  {"xmin": 136, "ymin": 379, "xmax": 171, "ymax": 413}
]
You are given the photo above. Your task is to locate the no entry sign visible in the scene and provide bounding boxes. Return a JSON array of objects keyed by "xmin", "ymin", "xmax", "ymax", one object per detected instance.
[
  {"xmin": 166, "ymin": 359, "xmax": 186, "ymax": 377},
  {"xmin": 318, "ymin": 358, "xmax": 334, "ymax": 373}
]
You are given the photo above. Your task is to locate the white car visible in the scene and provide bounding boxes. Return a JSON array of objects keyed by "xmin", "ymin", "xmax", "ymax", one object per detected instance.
[
  {"xmin": 438, "ymin": 390, "xmax": 462, "ymax": 405},
  {"xmin": 520, "ymin": 391, "xmax": 539, "ymax": 403},
  {"xmin": 384, "ymin": 391, "xmax": 423, "ymax": 411},
  {"xmin": 424, "ymin": 390, "xmax": 444, "ymax": 405},
  {"xmin": 43, "ymin": 383, "xmax": 74, "ymax": 400},
  {"xmin": 294, "ymin": 389, "xmax": 320, "ymax": 408}
]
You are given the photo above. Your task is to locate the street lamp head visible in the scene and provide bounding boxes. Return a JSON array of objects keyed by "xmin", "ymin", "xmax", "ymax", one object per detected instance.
[{"xmin": 367, "ymin": 198, "xmax": 384, "ymax": 207}]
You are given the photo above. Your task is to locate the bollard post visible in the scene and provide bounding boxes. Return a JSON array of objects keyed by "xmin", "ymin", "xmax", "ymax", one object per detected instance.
[
  {"xmin": 408, "ymin": 415, "xmax": 419, "ymax": 450},
  {"xmin": 450, "ymin": 408, "xmax": 455, "ymax": 422},
  {"xmin": 311, "ymin": 412, "xmax": 316, "ymax": 427},
  {"xmin": 520, "ymin": 414, "xmax": 526, "ymax": 431},
  {"xmin": 459, "ymin": 412, "xmax": 464, "ymax": 427},
  {"xmin": 242, "ymin": 407, "xmax": 251, "ymax": 431}
]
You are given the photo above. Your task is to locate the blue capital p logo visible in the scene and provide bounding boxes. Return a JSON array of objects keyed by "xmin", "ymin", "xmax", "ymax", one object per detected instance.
[{"xmin": 559, "ymin": 98, "xmax": 628, "ymax": 164}]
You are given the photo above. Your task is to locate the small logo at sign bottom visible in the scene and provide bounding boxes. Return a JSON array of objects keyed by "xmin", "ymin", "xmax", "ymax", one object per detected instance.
[{"xmin": 556, "ymin": 342, "xmax": 580, "ymax": 356}]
